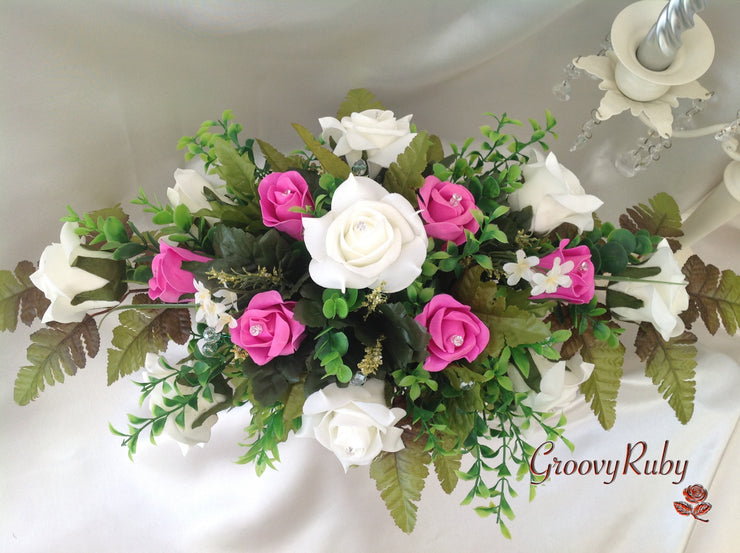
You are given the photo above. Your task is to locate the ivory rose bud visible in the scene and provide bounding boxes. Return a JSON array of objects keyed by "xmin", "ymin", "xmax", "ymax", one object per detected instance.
[
  {"xmin": 415, "ymin": 294, "xmax": 489, "ymax": 372},
  {"xmin": 302, "ymin": 174, "xmax": 427, "ymax": 293},
  {"xmin": 508, "ymin": 151, "xmax": 603, "ymax": 234},
  {"xmin": 167, "ymin": 168, "xmax": 218, "ymax": 214},
  {"xmin": 610, "ymin": 239, "xmax": 689, "ymax": 341},
  {"xmin": 30, "ymin": 222, "xmax": 123, "ymax": 323},
  {"xmin": 296, "ymin": 379, "xmax": 405, "ymax": 472},
  {"xmin": 258, "ymin": 171, "xmax": 315, "ymax": 240},
  {"xmin": 229, "ymin": 290, "xmax": 306, "ymax": 365},
  {"xmin": 418, "ymin": 176, "xmax": 480, "ymax": 245},
  {"xmin": 144, "ymin": 353, "xmax": 226, "ymax": 454},
  {"xmin": 508, "ymin": 353, "xmax": 594, "ymax": 413},
  {"xmin": 148, "ymin": 242, "xmax": 211, "ymax": 303},
  {"xmin": 319, "ymin": 109, "xmax": 416, "ymax": 177},
  {"xmin": 530, "ymin": 239, "xmax": 595, "ymax": 304}
]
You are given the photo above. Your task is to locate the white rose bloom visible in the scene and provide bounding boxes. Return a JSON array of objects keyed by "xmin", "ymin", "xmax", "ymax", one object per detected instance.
[
  {"xmin": 167, "ymin": 168, "xmax": 219, "ymax": 213},
  {"xmin": 143, "ymin": 353, "xmax": 226, "ymax": 455},
  {"xmin": 296, "ymin": 379, "xmax": 405, "ymax": 472},
  {"xmin": 30, "ymin": 222, "xmax": 120, "ymax": 323},
  {"xmin": 303, "ymin": 174, "xmax": 427, "ymax": 292},
  {"xmin": 508, "ymin": 151, "xmax": 603, "ymax": 234},
  {"xmin": 610, "ymin": 239, "xmax": 689, "ymax": 341},
  {"xmin": 508, "ymin": 354, "xmax": 594, "ymax": 413},
  {"xmin": 319, "ymin": 109, "xmax": 416, "ymax": 177}
]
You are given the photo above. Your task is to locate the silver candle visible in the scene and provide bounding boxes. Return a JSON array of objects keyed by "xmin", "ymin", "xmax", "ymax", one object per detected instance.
[{"xmin": 636, "ymin": 0, "xmax": 708, "ymax": 71}]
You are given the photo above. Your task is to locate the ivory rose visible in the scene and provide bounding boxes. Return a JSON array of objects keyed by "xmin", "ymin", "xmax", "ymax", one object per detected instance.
[
  {"xmin": 30, "ymin": 222, "xmax": 123, "ymax": 323},
  {"xmin": 302, "ymin": 174, "xmax": 427, "ymax": 293},
  {"xmin": 508, "ymin": 151, "xmax": 603, "ymax": 234},
  {"xmin": 296, "ymin": 379, "xmax": 405, "ymax": 471},
  {"xmin": 609, "ymin": 239, "xmax": 689, "ymax": 341},
  {"xmin": 148, "ymin": 242, "xmax": 211, "ymax": 303},
  {"xmin": 143, "ymin": 353, "xmax": 226, "ymax": 454},
  {"xmin": 414, "ymin": 294, "xmax": 489, "ymax": 372},
  {"xmin": 418, "ymin": 176, "xmax": 480, "ymax": 245},
  {"xmin": 258, "ymin": 171, "xmax": 314, "ymax": 240},
  {"xmin": 229, "ymin": 290, "xmax": 306, "ymax": 365},
  {"xmin": 508, "ymin": 353, "xmax": 594, "ymax": 413},
  {"xmin": 167, "ymin": 168, "xmax": 218, "ymax": 214},
  {"xmin": 319, "ymin": 109, "xmax": 416, "ymax": 177}
]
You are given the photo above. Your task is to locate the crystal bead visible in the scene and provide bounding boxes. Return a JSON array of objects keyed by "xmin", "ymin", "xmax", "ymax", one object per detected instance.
[
  {"xmin": 344, "ymin": 446, "xmax": 355, "ymax": 455},
  {"xmin": 579, "ymin": 261, "xmax": 590, "ymax": 272},
  {"xmin": 202, "ymin": 327, "xmax": 219, "ymax": 343},
  {"xmin": 450, "ymin": 334, "xmax": 464, "ymax": 347},
  {"xmin": 459, "ymin": 381, "xmax": 474, "ymax": 391},
  {"xmin": 449, "ymin": 193, "xmax": 463, "ymax": 207},
  {"xmin": 569, "ymin": 134, "xmax": 589, "ymax": 152},
  {"xmin": 350, "ymin": 372, "xmax": 367, "ymax": 386},
  {"xmin": 354, "ymin": 220, "xmax": 368, "ymax": 232},
  {"xmin": 249, "ymin": 324, "xmax": 263, "ymax": 336},
  {"xmin": 351, "ymin": 159, "xmax": 368, "ymax": 176},
  {"xmin": 552, "ymin": 80, "xmax": 571, "ymax": 102},
  {"xmin": 201, "ymin": 341, "xmax": 218, "ymax": 356}
]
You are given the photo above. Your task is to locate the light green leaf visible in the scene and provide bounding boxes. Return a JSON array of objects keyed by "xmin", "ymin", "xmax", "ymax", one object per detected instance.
[
  {"xmin": 211, "ymin": 137, "xmax": 258, "ymax": 203},
  {"xmin": 433, "ymin": 450, "xmax": 461, "ymax": 494},
  {"xmin": 0, "ymin": 260, "xmax": 49, "ymax": 332},
  {"xmin": 383, "ymin": 131, "xmax": 430, "ymax": 204},
  {"xmin": 14, "ymin": 316, "xmax": 100, "ymax": 405},
  {"xmin": 578, "ymin": 328, "xmax": 625, "ymax": 430},
  {"xmin": 257, "ymin": 139, "xmax": 302, "ymax": 173},
  {"xmin": 370, "ymin": 429, "xmax": 430, "ymax": 534},
  {"xmin": 107, "ymin": 295, "xmax": 191, "ymax": 385},
  {"xmin": 336, "ymin": 88, "xmax": 385, "ymax": 119},
  {"xmin": 619, "ymin": 192, "xmax": 683, "ymax": 250},
  {"xmin": 636, "ymin": 324, "xmax": 697, "ymax": 424},
  {"xmin": 292, "ymin": 123, "xmax": 350, "ymax": 179}
]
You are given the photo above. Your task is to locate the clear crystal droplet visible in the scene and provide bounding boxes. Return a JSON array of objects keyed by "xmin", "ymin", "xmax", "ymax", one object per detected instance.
[
  {"xmin": 351, "ymin": 159, "xmax": 368, "ymax": 176},
  {"xmin": 579, "ymin": 261, "xmax": 590, "ymax": 272},
  {"xmin": 202, "ymin": 327, "xmax": 219, "ymax": 343},
  {"xmin": 450, "ymin": 334, "xmax": 464, "ymax": 347},
  {"xmin": 201, "ymin": 341, "xmax": 218, "ymax": 356},
  {"xmin": 552, "ymin": 80, "xmax": 571, "ymax": 102},
  {"xmin": 345, "ymin": 446, "xmax": 355, "ymax": 455},
  {"xmin": 459, "ymin": 381, "xmax": 473, "ymax": 391},
  {"xmin": 249, "ymin": 324, "xmax": 263, "ymax": 336},
  {"xmin": 354, "ymin": 220, "xmax": 367, "ymax": 232},
  {"xmin": 449, "ymin": 193, "xmax": 463, "ymax": 207},
  {"xmin": 350, "ymin": 372, "xmax": 367, "ymax": 386}
]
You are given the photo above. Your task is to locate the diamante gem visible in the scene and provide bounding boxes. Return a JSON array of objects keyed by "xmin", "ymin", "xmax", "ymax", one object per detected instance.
[
  {"xmin": 354, "ymin": 220, "xmax": 368, "ymax": 232},
  {"xmin": 459, "ymin": 381, "xmax": 474, "ymax": 391},
  {"xmin": 201, "ymin": 341, "xmax": 218, "ymax": 356},
  {"xmin": 249, "ymin": 324, "xmax": 263, "ymax": 336},
  {"xmin": 350, "ymin": 372, "xmax": 367, "ymax": 386},
  {"xmin": 579, "ymin": 261, "xmax": 590, "ymax": 272},
  {"xmin": 451, "ymin": 334, "xmax": 464, "ymax": 347},
  {"xmin": 345, "ymin": 446, "xmax": 355, "ymax": 455},
  {"xmin": 202, "ymin": 327, "xmax": 219, "ymax": 343},
  {"xmin": 351, "ymin": 159, "xmax": 368, "ymax": 176},
  {"xmin": 449, "ymin": 193, "xmax": 463, "ymax": 207}
]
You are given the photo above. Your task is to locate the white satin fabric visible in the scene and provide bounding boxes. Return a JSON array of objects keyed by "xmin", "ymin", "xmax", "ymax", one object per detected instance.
[{"xmin": 1, "ymin": 1, "xmax": 739, "ymax": 552}]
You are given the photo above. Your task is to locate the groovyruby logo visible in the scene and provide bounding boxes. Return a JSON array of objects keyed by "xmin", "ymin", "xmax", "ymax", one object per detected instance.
[{"xmin": 673, "ymin": 484, "xmax": 712, "ymax": 522}]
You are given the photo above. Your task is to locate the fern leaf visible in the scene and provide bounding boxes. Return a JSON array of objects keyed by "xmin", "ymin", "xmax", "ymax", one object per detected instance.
[
  {"xmin": 106, "ymin": 295, "xmax": 191, "ymax": 385},
  {"xmin": 14, "ymin": 316, "xmax": 100, "ymax": 405},
  {"xmin": 577, "ymin": 327, "xmax": 625, "ymax": 430},
  {"xmin": 370, "ymin": 429, "xmax": 430, "ymax": 533},
  {"xmin": 0, "ymin": 260, "xmax": 50, "ymax": 331},
  {"xmin": 256, "ymin": 139, "xmax": 300, "ymax": 173},
  {"xmin": 383, "ymin": 131, "xmax": 429, "ymax": 204},
  {"xmin": 433, "ymin": 450, "xmax": 461, "ymax": 494},
  {"xmin": 635, "ymin": 324, "xmax": 697, "ymax": 424},
  {"xmin": 619, "ymin": 192, "xmax": 683, "ymax": 251},
  {"xmin": 682, "ymin": 255, "xmax": 740, "ymax": 335},
  {"xmin": 336, "ymin": 88, "xmax": 385, "ymax": 119},
  {"xmin": 291, "ymin": 123, "xmax": 350, "ymax": 179}
]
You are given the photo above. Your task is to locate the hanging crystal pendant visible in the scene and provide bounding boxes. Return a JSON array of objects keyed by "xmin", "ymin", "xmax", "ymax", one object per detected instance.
[
  {"xmin": 615, "ymin": 130, "xmax": 672, "ymax": 178},
  {"xmin": 570, "ymin": 109, "xmax": 602, "ymax": 151}
]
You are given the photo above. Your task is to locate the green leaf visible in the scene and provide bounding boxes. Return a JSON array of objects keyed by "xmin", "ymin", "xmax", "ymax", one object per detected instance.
[
  {"xmin": 14, "ymin": 316, "xmax": 100, "ymax": 405},
  {"xmin": 619, "ymin": 192, "xmax": 683, "ymax": 251},
  {"xmin": 211, "ymin": 137, "xmax": 258, "ymax": 203},
  {"xmin": 113, "ymin": 242, "xmax": 146, "ymax": 261},
  {"xmin": 681, "ymin": 255, "xmax": 740, "ymax": 335},
  {"xmin": 173, "ymin": 204, "xmax": 193, "ymax": 232},
  {"xmin": 0, "ymin": 260, "xmax": 50, "ymax": 332},
  {"xmin": 256, "ymin": 139, "xmax": 300, "ymax": 172},
  {"xmin": 70, "ymin": 256, "xmax": 127, "ymax": 305},
  {"xmin": 577, "ymin": 328, "xmax": 625, "ymax": 430},
  {"xmin": 336, "ymin": 88, "xmax": 385, "ymax": 119},
  {"xmin": 635, "ymin": 324, "xmax": 697, "ymax": 424},
  {"xmin": 370, "ymin": 429, "xmax": 430, "ymax": 534},
  {"xmin": 103, "ymin": 216, "xmax": 128, "ymax": 243},
  {"xmin": 383, "ymin": 131, "xmax": 429, "ymax": 204},
  {"xmin": 433, "ymin": 451, "xmax": 462, "ymax": 494},
  {"xmin": 292, "ymin": 123, "xmax": 350, "ymax": 179},
  {"xmin": 107, "ymin": 295, "xmax": 191, "ymax": 385}
]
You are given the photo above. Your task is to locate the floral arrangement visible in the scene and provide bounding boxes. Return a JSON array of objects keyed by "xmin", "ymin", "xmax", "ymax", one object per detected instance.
[{"xmin": 3, "ymin": 89, "xmax": 739, "ymax": 536}]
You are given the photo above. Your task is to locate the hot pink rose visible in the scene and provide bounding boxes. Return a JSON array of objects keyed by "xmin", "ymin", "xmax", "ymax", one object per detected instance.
[
  {"xmin": 230, "ymin": 290, "xmax": 306, "ymax": 365},
  {"xmin": 414, "ymin": 294, "xmax": 489, "ymax": 372},
  {"xmin": 530, "ymin": 239, "xmax": 595, "ymax": 304},
  {"xmin": 418, "ymin": 176, "xmax": 479, "ymax": 245},
  {"xmin": 258, "ymin": 171, "xmax": 315, "ymax": 240},
  {"xmin": 148, "ymin": 242, "xmax": 210, "ymax": 303}
]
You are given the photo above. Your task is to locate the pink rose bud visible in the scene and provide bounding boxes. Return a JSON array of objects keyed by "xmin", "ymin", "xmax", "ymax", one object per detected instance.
[
  {"xmin": 258, "ymin": 171, "xmax": 315, "ymax": 240},
  {"xmin": 418, "ymin": 176, "xmax": 480, "ymax": 245},
  {"xmin": 148, "ymin": 242, "xmax": 210, "ymax": 303},
  {"xmin": 230, "ymin": 290, "xmax": 306, "ymax": 365},
  {"xmin": 530, "ymin": 239, "xmax": 595, "ymax": 304},
  {"xmin": 415, "ymin": 294, "xmax": 489, "ymax": 372}
]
